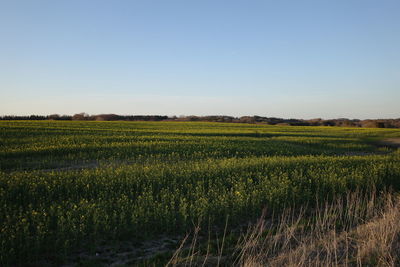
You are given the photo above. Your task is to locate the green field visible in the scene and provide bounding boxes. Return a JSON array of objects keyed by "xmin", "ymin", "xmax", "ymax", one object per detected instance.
[{"xmin": 1, "ymin": 121, "xmax": 400, "ymax": 265}]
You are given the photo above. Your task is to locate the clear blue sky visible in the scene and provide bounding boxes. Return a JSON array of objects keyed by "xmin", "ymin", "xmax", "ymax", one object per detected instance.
[{"xmin": 1, "ymin": 0, "xmax": 399, "ymax": 119}]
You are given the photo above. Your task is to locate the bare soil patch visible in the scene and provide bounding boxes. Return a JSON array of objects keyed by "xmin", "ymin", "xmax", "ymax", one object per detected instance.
[
  {"xmin": 340, "ymin": 151, "xmax": 390, "ymax": 157},
  {"xmin": 61, "ymin": 236, "xmax": 181, "ymax": 267},
  {"xmin": 40, "ymin": 162, "xmax": 99, "ymax": 172},
  {"xmin": 378, "ymin": 138, "xmax": 400, "ymax": 149}
]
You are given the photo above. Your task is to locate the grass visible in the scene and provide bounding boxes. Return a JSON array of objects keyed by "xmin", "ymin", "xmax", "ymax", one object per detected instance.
[
  {"xmin": 0, "ymin": 121, "xmax": 399, "ymax": 265},
  {"xmin": 170, "ymin": 189, "xmax": 400, "ymax": 266}
]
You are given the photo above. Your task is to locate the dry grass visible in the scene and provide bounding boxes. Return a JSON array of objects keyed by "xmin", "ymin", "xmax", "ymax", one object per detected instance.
[{"xmin": 170, "ymin": 189, "xmax": 400, "ymax": 267}]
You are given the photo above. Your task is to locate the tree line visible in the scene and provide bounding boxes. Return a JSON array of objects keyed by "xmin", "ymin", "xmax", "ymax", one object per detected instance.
[{"xmin": 1, "ymin": 113, "xmax": 400, "ymax": 128}]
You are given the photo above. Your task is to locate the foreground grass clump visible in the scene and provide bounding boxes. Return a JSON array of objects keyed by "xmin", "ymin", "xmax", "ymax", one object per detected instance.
[
  {"xmin": 0, "ymin": 121, "xmax": 399, "ymax": 265},
  {"xmin": 170, "ymin": 189, "xmax": 400, "ymax": 267}
]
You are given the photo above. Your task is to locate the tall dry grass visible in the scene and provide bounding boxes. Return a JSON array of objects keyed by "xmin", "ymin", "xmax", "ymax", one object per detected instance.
[{"xmin": 169, "ymin": 189, "xmax": 400, "ymax": 266}]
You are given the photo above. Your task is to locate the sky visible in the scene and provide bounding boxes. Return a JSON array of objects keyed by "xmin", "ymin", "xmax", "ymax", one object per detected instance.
[{"xmin": 0, "ymin": 0, "xmax": 399, "ymax": 119}]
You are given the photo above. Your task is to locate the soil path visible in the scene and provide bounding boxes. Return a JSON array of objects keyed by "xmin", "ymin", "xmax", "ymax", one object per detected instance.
[{"xmin": 377, "ymin": 138, "xmax": 400, "ymax": 149}]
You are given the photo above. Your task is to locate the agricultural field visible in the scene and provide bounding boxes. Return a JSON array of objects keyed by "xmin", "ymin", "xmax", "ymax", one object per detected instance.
[{"xmin": 1, "ymin": 120, "xmax": 400, "ymax": 266}]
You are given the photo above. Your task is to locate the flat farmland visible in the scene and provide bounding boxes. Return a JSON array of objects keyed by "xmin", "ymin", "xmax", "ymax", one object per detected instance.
[{"xmin": 1, "ymin": 121, "xmax": 400, "ymax": 265}]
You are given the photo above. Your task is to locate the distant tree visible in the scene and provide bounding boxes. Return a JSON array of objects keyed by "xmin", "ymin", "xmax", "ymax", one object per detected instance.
[
  {"xmin": 48, "ymin": 114, "xmax": 60, "ymax": 120},
  {"xmin": 239, "ymin": 116, "xmax": 256, "ymax": 123},
  {"xmin": 72, "ymin": 112, "xmax": 89, "ymax": 121},
  {"xmin": 361, "ymin": 120, "xmax": 380, "ymax": 128}
]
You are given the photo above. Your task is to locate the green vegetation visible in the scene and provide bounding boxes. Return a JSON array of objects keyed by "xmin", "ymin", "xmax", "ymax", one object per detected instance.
[{"xmin": 1, "ymin": 121, "xmax": 400, "ymax": 265}]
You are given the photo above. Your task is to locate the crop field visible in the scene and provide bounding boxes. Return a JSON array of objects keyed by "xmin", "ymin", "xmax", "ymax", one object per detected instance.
[{"xmin": 1, "ymin": 121, "xmax": 400, "ymax": 265}]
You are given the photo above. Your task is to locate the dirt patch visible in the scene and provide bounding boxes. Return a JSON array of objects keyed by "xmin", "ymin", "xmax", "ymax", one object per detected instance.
[
  {"xmin": 377, "ymin": 138, "xmax": 400, "ymax": 149},
  {"xmin": 61, "ymin": 236, "xmax": 181, "ymax": 267},
  {"xmin": 340, "ymin": 151, "xmax": 390, "ymax": 157},
  {"xmin": 336, "ymin": 138, "xmax": 400, "ymax": 157},
  {"xmin": 40, "ymin": 162, "xmax": 99, "ymax": 172}
]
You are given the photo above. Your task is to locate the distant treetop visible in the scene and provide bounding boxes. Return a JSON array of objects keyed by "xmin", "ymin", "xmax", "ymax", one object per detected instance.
[{"xmin": 1, "ymin": 114, "xmax": 399, "ymax": 128}]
